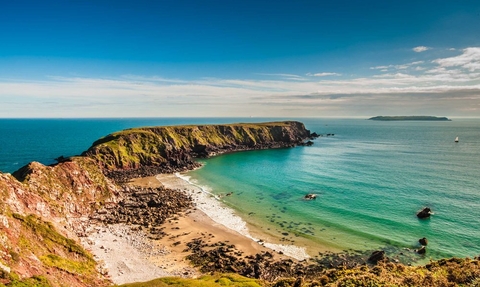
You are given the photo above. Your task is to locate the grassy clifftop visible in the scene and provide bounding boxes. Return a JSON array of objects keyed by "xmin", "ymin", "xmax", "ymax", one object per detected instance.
[{"xmin": 83, "ymin": 121, "xmax": 313, "ymax": 175}]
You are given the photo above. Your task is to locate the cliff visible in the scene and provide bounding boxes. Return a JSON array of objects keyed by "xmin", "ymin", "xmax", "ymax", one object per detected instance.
[
  {"xmin": 0, "ymin": 157, "xmax": 120, "ymax": 286},
  {"xmin": 83, "ymin": 121, "xmax": 315, "ymax": 181}
]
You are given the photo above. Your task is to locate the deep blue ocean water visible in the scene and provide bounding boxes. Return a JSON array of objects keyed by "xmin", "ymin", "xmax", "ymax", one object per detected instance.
[{"xmin": 1, "ymin": 118, "xmax": 479, "ymax": 261}]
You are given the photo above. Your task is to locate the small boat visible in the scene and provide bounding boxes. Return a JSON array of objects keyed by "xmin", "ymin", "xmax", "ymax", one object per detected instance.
[{"xmin": 455, "ymin": 136, "xmax": 459, "ymax": 142}]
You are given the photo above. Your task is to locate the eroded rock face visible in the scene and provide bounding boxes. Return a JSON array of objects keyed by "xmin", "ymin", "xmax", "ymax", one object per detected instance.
[
  {"xmin": 83, "ymin": 121, "xmax": 316, "ymax": 182},
  {"xmin": 0, "ymin": 158, "xmax": 120, "ymax": 287}
]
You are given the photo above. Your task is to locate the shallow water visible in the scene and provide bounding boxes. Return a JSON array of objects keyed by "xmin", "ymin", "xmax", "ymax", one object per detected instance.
[{"xmin": 187, "ymin": 118, "xmax": 480, "ymax": 260}]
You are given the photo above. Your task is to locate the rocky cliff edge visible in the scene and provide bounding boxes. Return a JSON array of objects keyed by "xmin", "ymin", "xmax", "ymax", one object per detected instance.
[
  {"xmin": 83, "ymin": 121, "xmax": 315, "ymax": 182},
  {"xmin": 0, "ymin": 157, "xmax": 120, "ymax": 286}
]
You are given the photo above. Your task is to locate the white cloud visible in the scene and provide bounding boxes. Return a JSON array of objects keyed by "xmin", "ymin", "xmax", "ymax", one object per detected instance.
[
  {"xmin": 413, "ymin": 46, "xmax": 430, "ymax": 52},
  {"xmin": 434, "ymin": 48, "xmax": 480, "ymax": 71},
  {"xmin": 2, "ymin": 47, "xmax": 480, "ymax": 117},
  {"xmin": 256, "ymin": 73, "xmax": 303, "ymax": 78},
  {"xmin": 370, "ymin": 61, "xmax": 425, "ymax": 71},
  {"xmin": 307, "ymin": 72, "xmax": 341, "ymax": 77},
  {"xmin": 370, "ymin": 65, "xmax": 389, "ymax": 70}
]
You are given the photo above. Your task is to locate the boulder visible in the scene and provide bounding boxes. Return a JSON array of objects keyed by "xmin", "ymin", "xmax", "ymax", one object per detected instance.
[
  {"xmin": 419, "ymin": 237, "xmax": 428, "ymax": 246},
  {"xmin": 302, "ymin": 140, "xmax": 314, "ymax": 146},
  {"xmin": 368, "ymin": 250, "xmax": 385, "ymax": 264},
  {"xmin": 417, "ymin": 207, "xmax": 432, "ymax": 219},
  {"xmin": 417, "ymin": 246, "xmax": 426, "ymax": 254}
]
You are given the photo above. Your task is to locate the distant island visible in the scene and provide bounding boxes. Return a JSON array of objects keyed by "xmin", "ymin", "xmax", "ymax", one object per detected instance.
[{"xmin": 368, "ymin": 116, "xmax": 451, "ymax": 121}]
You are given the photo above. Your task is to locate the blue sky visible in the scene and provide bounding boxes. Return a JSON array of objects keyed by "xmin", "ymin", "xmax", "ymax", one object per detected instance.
[{"xmin": 1, "ymin": 0, "xmax": 480, "ymax": 117}]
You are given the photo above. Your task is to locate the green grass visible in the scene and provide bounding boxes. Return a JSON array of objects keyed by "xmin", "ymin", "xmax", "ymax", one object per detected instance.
[
  {"xmin": 0, "ymin": 275, "xmax": 52, "ymax": 287},
  {"xmin": 12, "ymin": 214, "xmax": 92, "ymax": 258},
  {"xmin": 40, "ymin": 254, "xmax": 95, "ymax": 275},
  {"xmin": 116, "ymin": 274, "xmax": 263, "ymax": 287}
]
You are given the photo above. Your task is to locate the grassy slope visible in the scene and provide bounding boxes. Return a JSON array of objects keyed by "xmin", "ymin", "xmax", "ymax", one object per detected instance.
[
  {"xmin": 84, "ymin": 121, "xmax": 309, "ymax": 170},
  {"xmin": 0, "ymin": 214, "xmax": 105, "ymax": 287},
  {"xmin": 0, "ymin": 158, "xmax": 116, "ymax": 287}
]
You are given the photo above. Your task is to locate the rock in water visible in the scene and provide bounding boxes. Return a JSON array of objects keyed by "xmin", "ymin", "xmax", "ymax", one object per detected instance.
[
  {"xmin": 417, "ymin": 207, "xmax": 432, "ymax": 219},
  {"xmin": 417, "ymin": 246, "xmax": 426, "ymax": 254},
  {"xmin": 419, "ymin": 237, "xmax": 428, "ymax": 246}
]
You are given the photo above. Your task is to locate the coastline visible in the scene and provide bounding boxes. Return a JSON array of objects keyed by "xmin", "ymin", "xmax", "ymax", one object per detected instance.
[
  {"xmin": 156, "ymin": 173, "xmax": 311, "ymax": 261},
  {"xmin": 84, "ymin": 174, "xmax": 309, "ymax": 285}
]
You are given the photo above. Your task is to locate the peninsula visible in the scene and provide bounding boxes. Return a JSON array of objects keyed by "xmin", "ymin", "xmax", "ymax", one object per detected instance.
[
  {"xmin": 0, "ymin": 121, "xmax": 478, "ymax": 287},
  {"xmin": 368, "ymin": 116, "xmax": 451, "ymax": 121},
  {"xmin": 83, "ymin": 121, "xmax": 314, "ymax": 182}
]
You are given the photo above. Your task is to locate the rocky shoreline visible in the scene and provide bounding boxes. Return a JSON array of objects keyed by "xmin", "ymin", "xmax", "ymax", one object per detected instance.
[
  {"xmin": 93, "ymin": 185, "xmax": 193, "ymax": 232},
  {"xmin": 85, "ymin": 175, "xmax": 480, "ymax": 287},
  {"xmin": 82, "ymin": 173, "xmax": 436, "ymax": 285}
]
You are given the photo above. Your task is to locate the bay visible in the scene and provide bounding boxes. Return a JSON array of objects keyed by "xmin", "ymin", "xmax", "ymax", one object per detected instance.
[
  {"xmin": 188, "ymin": 118, "xmax": 480, "ymax": 261},
  {"xmin": 1, "ymin": 117, "xmax": 479, "ymax": 262}
]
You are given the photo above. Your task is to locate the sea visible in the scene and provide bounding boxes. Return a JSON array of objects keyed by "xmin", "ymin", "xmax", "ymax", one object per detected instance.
[{"xmin": 1, "ymin": 118, "xmax": 479, "ymax": 263}]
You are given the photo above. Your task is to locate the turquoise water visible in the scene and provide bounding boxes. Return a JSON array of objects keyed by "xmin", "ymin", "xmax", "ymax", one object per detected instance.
[
  {"xmin": 188, "ymin": 119, "xmax": 480, "ymax": 260},
  {"xmin": 1, "ymin": 118, "xmax": 479, "ymax": 261}
]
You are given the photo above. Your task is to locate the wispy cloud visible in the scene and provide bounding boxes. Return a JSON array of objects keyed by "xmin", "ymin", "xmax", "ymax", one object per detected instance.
[
  {"xmin": 1, "ymin": 47, "xmax": 480, "ymax": 117},
  {"xmin": 370, "ymin": 61, "xmax": 424, "ymax": 71},
  {"xmin": 413, "ymin": 46, "xmax": 430, "ymax": 52},
  {"xmin": 306, "ymin": 72, "xmax": 341, "ymax": 77},
  {"xmin": 256, "ymin": 73, "xmax": 304, "ymax": 78}
]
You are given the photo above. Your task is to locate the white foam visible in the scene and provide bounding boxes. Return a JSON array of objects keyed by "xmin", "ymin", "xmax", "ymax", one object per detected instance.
[{"xmin": 159, "ymin": 173, "xmax": 310, "ymax": 261}]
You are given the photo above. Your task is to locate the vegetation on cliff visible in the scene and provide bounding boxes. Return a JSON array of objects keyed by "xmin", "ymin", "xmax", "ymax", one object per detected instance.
[
  {"xmin": 0, "ymin": 158, "xmax": 118, "ymax": 287},
  {"xmin": 83, "ymin": 121, "xmax": 314, "ymax": 180},
  {"xmin": 116, "ymin": 257, "xmax": 480, "ymax": 287}
]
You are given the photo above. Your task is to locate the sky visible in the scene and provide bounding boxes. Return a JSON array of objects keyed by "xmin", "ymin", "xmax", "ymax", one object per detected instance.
[{"xmin": 1, "ymin": 0, "xmax": 480, "ymax": 118}]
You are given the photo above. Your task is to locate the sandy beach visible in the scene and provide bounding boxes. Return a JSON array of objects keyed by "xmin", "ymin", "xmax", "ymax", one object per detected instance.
[{"xmin": 82, "ymin": 174, "xmax": 308, "ymax": 285}]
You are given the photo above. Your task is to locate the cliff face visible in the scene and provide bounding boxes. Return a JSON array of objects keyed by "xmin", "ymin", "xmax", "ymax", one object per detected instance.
[
  {"xmin": 0, "ymin": 157, "xmax": 119, "ymax": 286},
  {"xmin": 83, "ymin": 121, "xmax": 314, "ymax": 181}
]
